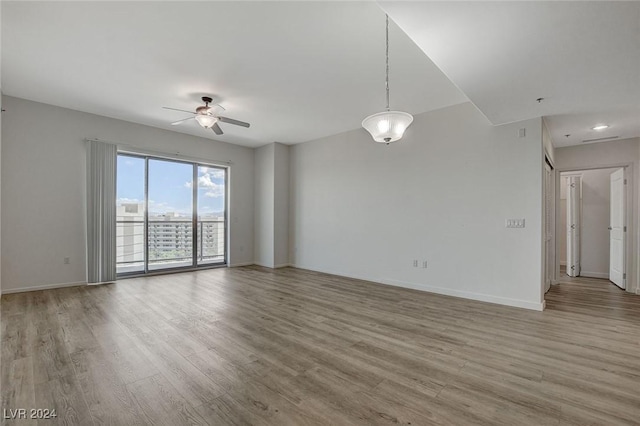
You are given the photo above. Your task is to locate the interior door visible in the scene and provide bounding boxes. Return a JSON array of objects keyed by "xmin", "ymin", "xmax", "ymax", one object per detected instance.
[
  {"xmin": 566, "ymin": 175, "xmax": 581, "ymax": 277},
  {"xmin": 609, "ymin": 168, "xmax": 625, "ymax": 288}
]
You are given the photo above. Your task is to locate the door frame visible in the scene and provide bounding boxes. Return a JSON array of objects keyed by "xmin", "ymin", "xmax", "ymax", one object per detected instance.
[
  {"xmin": 543, "ymin": 157, "xmax": 555, "ymax": 294},
  {"xmin": 564, "ymin": 173, "xmax": 582, "ymax": 277},
  {"xmin": 552, "ymin": 162, "xmax": 634, "ymax": 292}
]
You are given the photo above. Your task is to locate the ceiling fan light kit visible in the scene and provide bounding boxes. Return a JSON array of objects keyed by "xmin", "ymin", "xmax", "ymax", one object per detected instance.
[
  {"xmin": 362, "ymin": 14, "xmax": 413, "ymax": 145},
  {"xmin": 194, "ymin": 114, "xmax": 218, "ymax": 129},
  {"xmin": 163, "ymin": 96, "xmax": 250, "ymax": 136}
]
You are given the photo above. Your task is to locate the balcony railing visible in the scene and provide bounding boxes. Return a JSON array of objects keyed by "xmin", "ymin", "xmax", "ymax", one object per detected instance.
[{"xmin": 116, "ymin": 219, "xmax": 225, "ymax": 273}]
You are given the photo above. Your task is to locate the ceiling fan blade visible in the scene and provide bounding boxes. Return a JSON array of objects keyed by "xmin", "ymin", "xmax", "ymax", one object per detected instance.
[
  {"xmin": 171, "ymin": 117, "xmax": 194, "ymax": 126},
  {"xmin": 218, "ymin": 116, "xmax": 250, "ymax": 128},
  {"xmin": 163, "ymin": 107, "xmax": 196, "ymax": 114},
  {"xmin": 211, "ymin": 123, "xmax": 224, "ymax": 135}
]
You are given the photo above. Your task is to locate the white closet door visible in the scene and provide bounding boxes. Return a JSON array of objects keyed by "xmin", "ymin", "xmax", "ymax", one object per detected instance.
[{"xmin": 609, "ymin": 168, "xmax": 625, "ymax": 289}]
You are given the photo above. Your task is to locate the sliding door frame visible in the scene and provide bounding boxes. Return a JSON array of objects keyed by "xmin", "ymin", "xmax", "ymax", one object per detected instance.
[{"xmin": 116, "ymin": 152, "xmax": 228, "ymax": 278}]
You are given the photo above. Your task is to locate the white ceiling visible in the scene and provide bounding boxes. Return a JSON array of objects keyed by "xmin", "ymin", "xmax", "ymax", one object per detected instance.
[
  {"xmin": 1, "ymin": 1, "xmax": 467, "ymax": 148},
  {"xmin": 5, "ymin": 2, "xmax": 638, "ymax": 149},
  {"xmin": 380, "ymin": 1, "xmax": 640, "ymax": 148},
  {"xmin": 545, "ymin": 108, "xmax": 640, "ymax": 148}
]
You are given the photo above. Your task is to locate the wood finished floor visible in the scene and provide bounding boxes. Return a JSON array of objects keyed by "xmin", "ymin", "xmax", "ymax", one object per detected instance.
[{"xmin": 2, "ymin": 266, "xmax": 640, "ymax": 425}]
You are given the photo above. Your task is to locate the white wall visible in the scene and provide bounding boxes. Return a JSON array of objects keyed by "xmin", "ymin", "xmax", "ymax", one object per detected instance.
[
  {"xmin": 254, "ymin": 143, "xmax": 275, "ymax": 267},
  {"xmin": 273, "ymin": 143, "xmax": 289, "ymax": 267},
  {"xmin": 1, "ymin": 96, "xmax": 255, "ymax": 292},
  {"xmin": 0, "ymin": 3, "xmax": 3, "ymax": 293},
  {"xmin": 555, "ymin": 138, "xmax": 640, "ymax": 293},
  {"xmin": 0, "ymin": 70, "xmax": 2, "ymax": 295},
  {"xmin": 253, "ymin": 142, "xmax": 289, "ymax": 268},
  {"xmin": 290, "ymin": 102, "xmax": 545, "ymax": 310}
]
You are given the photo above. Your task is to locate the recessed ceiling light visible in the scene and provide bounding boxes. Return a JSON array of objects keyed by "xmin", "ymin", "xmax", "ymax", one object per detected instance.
[{"xmin": 592, "ymin": 125, "xmax": 609, "ymax": 130}]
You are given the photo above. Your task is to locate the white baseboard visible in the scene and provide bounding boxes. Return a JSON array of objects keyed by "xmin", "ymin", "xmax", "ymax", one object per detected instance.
[
  {"xmin": 87, "ymin": 281, "xmax": 116, "ymax": 286},
  {"xmin": 580, "ymin": 271, "xmax": 609, "ymax": 279},
  {"xmin": 228, "ymin": 262, "xmax": 254, "ymax": 267},
  {"xmin": 290, "ymin": 264, "xmax": 544, "ymax": 311},
  {"xmin": 253, "ymin": 262, "xmax": 291, "ymax": 269},
  {"xmin": 1, "ymin": 281, "xmax": 86, "ymax": 295},
  {"xmin": 291, "ymin": 264, "xmax": 376, "ymax": 283},
  {"xmin": 380, "ymin": 278, "xmax": 545, "ymax": 311}
]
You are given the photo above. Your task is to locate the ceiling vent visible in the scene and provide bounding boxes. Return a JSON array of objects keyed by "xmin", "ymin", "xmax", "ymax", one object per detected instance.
[{"xmin": 582, "ymin": 136, "xmax": 619, "ymax": 143}]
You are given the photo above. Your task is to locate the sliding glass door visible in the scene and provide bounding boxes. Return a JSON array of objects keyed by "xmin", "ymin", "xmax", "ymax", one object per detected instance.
[
  {"xmin": 196, "ymin": 165, "xmax": 226, "ymax": 265},
  {"xmin": 147, "ymin": 159, "xmax": 194, "ymax": 271},
  {"xmin": 116, "ymin": 154, "xmax": 227, "ymax": 275}
]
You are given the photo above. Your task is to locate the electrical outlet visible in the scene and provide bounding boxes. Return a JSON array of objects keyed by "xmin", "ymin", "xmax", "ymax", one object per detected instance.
[
  {"xmin": 64, "ymin": 257, "xmax": 70, "ymax": 264},
  {"xmin": 413, "ymin": 259, "xmax": 418, "ymax": 267},
  {"xmin": 422, "ymin": 260, "xmax": 428, "ymax": 268}
]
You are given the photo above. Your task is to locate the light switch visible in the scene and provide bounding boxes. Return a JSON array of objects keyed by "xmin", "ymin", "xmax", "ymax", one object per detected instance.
[{"xmin": 506, "ymin": 219, "xmax": 525, "ymax": 228}]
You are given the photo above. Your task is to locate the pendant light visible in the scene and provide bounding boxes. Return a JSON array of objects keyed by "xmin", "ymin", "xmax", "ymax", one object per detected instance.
[{"xmin": 362, "ymin": 14, "xmax": 413, "ymax": 144}]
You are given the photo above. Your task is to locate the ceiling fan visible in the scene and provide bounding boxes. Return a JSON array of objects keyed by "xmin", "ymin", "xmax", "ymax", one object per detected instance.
[{"xmin": 163, "ymin": 96, "xmax": 250, "ymax": 135}]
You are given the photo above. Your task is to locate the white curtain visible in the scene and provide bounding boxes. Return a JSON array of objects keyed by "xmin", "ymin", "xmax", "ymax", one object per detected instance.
[{"xmin": 86, "ymin": 140, "xmax": 117, "ymax": 284}]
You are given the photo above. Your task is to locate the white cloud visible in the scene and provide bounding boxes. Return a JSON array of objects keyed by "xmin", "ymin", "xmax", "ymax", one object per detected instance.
[
  {"xmin": 184, "ymin": 172, "xmax": 225, "ymax": 197},
  {"xmin": 205, "ymin": 187, "xmax": 223, "ymax": 197},
  {"xmin": 199, "ymin": 167, "xmax": 225, "ymax": 179}
]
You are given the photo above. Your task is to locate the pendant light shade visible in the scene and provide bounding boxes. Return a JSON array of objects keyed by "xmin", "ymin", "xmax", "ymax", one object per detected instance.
[
  {"xmin": 362, "ymin": 14, "xmax": 413, "ymax": 144},
  {"xmin": 362, "ymin": 111, "xmax": 413, "ymax": 144},
  {"xmin": 194, "ymin": 114, "xmax": 218, "ymax": 129}
]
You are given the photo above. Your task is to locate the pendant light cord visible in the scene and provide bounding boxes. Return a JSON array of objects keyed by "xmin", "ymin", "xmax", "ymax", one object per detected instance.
[{"xmin": 385, "ymin": 14, "xmax": 390, "ymax": 111}]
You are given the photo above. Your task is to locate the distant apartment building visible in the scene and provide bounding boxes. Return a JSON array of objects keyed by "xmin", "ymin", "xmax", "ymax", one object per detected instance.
[
  {"xmin": 117, "ymin": 202, "xmax": 224, "ymax": 269},
  {"xmin": 117, "ymin": 203, "xmax": 145, "ymax": 266}
]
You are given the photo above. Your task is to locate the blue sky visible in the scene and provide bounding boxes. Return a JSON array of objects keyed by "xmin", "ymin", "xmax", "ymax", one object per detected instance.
[{"xmin": 117, "ymin": 155, "xmax": 225, "ymax": 216}]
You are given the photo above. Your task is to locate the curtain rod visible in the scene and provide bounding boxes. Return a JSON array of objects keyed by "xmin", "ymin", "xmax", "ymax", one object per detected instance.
[{"xmin": 84, "ymin": 138, "xmax": 234, "ymax": 166}]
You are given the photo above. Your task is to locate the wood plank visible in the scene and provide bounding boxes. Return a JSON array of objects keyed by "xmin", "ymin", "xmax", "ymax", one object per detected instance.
[
  {"xmin": 126, "ymin": 374, "xmax": 209, "ymax": 426},
  {"xmin": 1, "ymin": 357, "xmax": 36, "ymax": 426},
  {"xmin": 1, "ymin": 266, "xmax": 639, "ymax": 425}
]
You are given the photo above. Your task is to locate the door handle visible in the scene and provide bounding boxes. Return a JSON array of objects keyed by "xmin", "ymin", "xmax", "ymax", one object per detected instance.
[{"xmin": 608, "ymin": 226, "xmax": 612, "ymax": 230}]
